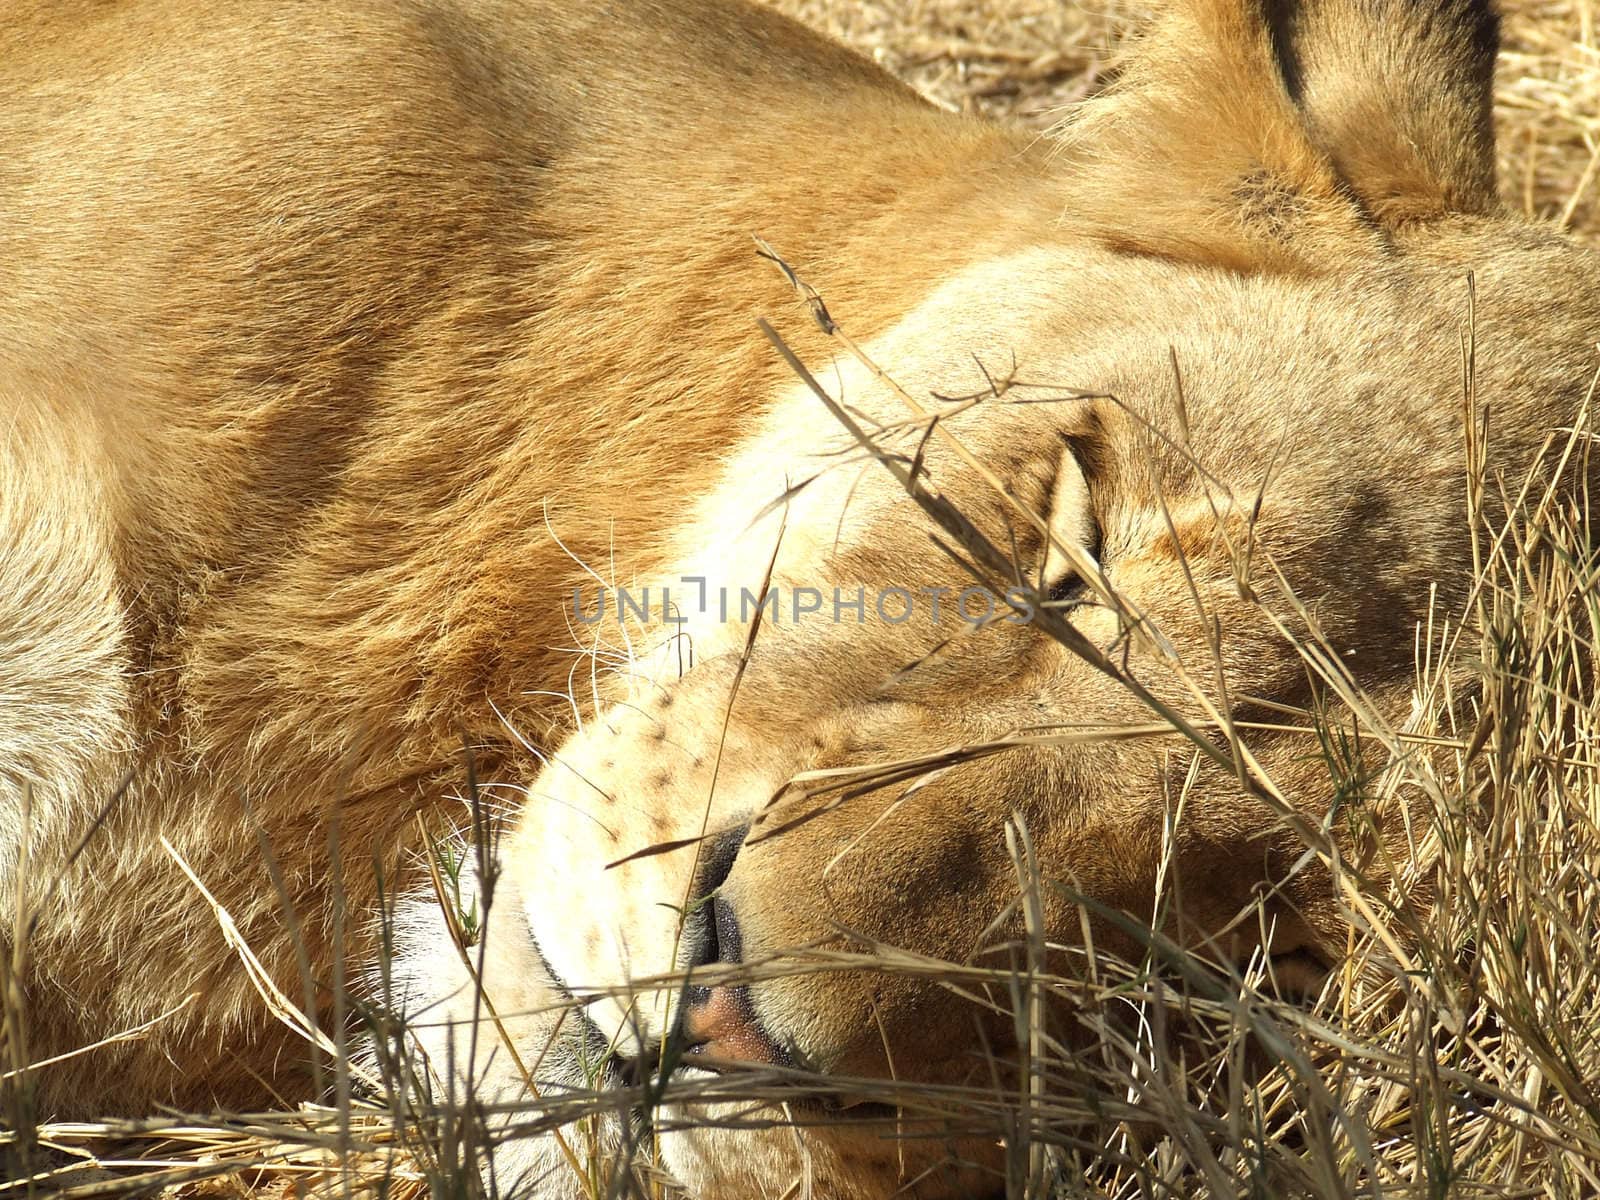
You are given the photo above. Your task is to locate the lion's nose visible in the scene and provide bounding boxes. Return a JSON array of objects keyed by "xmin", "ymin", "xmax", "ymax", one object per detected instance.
[
  {"xmin": 677, "ymin": 827, "xmax": 794, "ymax": 1067},
  {"xmin": 679, "ymin": 895, "xmax": 792, "ymax": 1066},
  {"xmin": 681, "ymin": 983, "xmax": 791, "ymax": 1066}
]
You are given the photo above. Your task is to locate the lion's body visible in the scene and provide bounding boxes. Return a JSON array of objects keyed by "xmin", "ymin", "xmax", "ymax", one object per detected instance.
[
  {"xmin": 3, "ymin": 1, "xmax": 1599, "ymax": 1196},
  {"xmin": 0, "ymin": 0, "xmax": 1045, "ymax": 1108}
]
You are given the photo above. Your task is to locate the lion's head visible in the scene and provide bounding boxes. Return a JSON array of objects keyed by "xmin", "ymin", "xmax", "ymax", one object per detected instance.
[{"xmin": 390, "ymin": 1, "xmax": 1600, "ymax": 1196}]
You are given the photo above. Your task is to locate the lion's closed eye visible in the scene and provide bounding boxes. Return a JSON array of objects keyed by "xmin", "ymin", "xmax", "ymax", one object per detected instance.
[{"xmin": 1040, "ymin": 438, "xmax": 1102, "ymax": 608}]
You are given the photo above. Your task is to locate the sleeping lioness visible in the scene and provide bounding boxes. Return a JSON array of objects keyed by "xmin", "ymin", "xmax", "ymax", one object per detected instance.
[{"xmin": 3, "ymin": 0, "xmax": 1598, "ymax": 1194}]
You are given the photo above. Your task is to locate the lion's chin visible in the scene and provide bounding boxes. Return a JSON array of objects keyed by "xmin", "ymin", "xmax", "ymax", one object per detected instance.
[
  {"xmin": 656, "ymin": 1101, "xmax": 998, "ymax": 1200},
  {"xmin": 644, "ymin": 1063, "xmax": 1013, "ymax": 1200}
]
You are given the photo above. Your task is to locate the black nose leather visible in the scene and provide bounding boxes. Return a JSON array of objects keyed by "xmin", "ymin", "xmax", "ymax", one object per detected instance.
[
  {"xmin": 684, "ymin": 824, "xmax": 748, "ymax": 974},
  {"xmin": 709, "ymin": 891, "xmax": 743, "ymax": 964},
  {"xmin": 696, "ymin": 823, "xmax": 748, "ymax": 895}
]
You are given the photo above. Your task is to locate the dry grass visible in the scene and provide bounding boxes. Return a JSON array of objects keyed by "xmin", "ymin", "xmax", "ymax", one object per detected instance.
[
  {"xmin": 7, "ymin": 2, "xmax": 1600, "ymax": 1198},
  {"xmin": 766, "ymin": 0, "xmax": 1137, "ymax": 126},
  {"xmin": 1496, "ymin": 0, "xmax": 1600, "ymax": 233}
]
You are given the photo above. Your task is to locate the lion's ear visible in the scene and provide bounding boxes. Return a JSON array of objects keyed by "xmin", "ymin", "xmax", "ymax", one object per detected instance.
[
  {"xmin": 1057, "ymin": 0, "xmax": 1499, "ymax": 273},
  {"xmin": 1274, "ymin": 0, "xmax": 1500, "ymax": 224}
]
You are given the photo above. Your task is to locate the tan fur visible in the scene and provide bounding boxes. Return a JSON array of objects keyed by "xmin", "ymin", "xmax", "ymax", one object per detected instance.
[{"xmin": 2, "ymin": 0, "xmax": 1598, "ymax": 1196}]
